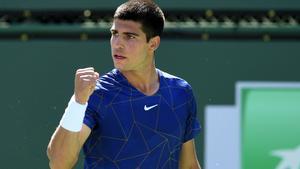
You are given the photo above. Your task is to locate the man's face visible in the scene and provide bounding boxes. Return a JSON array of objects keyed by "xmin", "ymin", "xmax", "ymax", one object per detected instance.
[{"xmin": 110, "ymin": 19, "xmax": 152, "ymax": 72}]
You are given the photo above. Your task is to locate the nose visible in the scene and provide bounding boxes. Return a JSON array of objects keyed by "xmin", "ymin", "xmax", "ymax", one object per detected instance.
[{"xmin": 111, "ymin": 35, "xmax": 124, "ymax": 50}]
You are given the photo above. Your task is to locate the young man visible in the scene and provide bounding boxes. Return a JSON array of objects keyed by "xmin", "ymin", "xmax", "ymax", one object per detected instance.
[{"xmin": 47, "ymin": 0, "xmax": 201, "ymax": 168}]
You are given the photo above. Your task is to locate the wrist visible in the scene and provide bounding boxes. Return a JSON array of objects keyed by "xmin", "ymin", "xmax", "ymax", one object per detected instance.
[
  {"xmin": 59, "ymin": 95, "xmax": 87, "ymax": 132},
  {"xmin": 74, "ymin": 94, "xmax": 88, "ymax": 105}
]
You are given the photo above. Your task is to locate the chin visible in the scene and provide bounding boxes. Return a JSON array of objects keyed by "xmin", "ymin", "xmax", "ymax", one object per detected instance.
[
  {"xmin": 115, "ymin": 66, "xmax": 132, "ymax": 73},
  {"xmin": 114, "ymin": 63, "xmax": 125, "ymax": 71}
]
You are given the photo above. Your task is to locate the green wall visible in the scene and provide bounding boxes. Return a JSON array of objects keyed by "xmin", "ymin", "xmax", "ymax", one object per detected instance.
[
  {"xmin": 1, "ymin": 40, "xmax": 300, "ymax": 168},
  {"xmin": 1, "ymin": 0, "xmax": 300, "ymax": 10}
]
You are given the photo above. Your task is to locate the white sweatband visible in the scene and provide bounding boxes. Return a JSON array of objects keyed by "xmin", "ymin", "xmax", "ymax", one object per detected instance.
[{"xmin": 59, "ymin": 95, "xmax": 87, "ymax": 132}]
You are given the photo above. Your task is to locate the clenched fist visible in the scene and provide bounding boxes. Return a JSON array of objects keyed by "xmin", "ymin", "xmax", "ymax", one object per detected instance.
[{"xmin": 74, "ymin": 67, "xmax": 99, "ymax": 104}]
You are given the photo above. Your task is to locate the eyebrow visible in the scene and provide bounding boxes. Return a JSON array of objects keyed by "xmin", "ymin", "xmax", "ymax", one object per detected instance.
[{"xmin": 110, "ymin": 29, "xmax": 140, "ymax": 37}]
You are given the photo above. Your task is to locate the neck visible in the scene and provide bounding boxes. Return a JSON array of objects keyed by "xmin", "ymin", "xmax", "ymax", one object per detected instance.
[{"xmin": 120, "ymin": 65, "xmax": 159, "ymax": 96}]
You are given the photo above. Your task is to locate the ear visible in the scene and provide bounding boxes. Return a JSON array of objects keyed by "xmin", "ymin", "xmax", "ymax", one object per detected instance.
[{"xmin": 149, "ymin": 36, "xmax": 160, "ymax": 52}]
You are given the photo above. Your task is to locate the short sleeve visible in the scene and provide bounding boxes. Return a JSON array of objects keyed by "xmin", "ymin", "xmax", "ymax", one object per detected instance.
[
  {"xmin": 83, "ymin": 91, "xmax": 101, "ymax": 130},
  {"xmin": 83, "ymin": 107, "xmax": 97, "ymax": 129},
  {"xmin": 183, "ymin": 88, "xmax": 201, "ymax": 142}
]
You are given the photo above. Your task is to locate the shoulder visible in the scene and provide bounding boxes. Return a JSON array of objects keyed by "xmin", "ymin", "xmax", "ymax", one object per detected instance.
[
  {"xmin": 95, "ymin": 69, "xmax": 123, "ymax": 92},
  {"xmin": 159, "ymin": 69, "xmax": 192, "ymax": 91},
  {"xmin": 88, "ymin": 69, "xmax": 122, "ymax": 106},
  {"xmin": 159, "ymin": 69, "xmax": 196, "ymax": 107}
]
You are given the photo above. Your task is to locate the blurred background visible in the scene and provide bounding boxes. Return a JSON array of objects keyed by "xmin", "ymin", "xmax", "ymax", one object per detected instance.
[{"xmin": 1, "ymin": 0, "xmax": 300, "ymax": 169}]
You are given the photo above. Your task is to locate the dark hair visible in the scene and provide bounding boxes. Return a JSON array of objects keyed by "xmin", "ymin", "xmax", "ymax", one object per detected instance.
[{"xmin": 113, "ymin": 0, "xmax": 165, "ymax": 42}]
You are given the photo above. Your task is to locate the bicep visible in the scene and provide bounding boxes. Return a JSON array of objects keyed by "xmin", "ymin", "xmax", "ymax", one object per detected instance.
[
  {"xmin": 47, "ymin": 124, "xmax": 92, "ymax": 168},
  {"xmin": 179, "ymin": 139, "xmax": 201, "ymax": 169}
]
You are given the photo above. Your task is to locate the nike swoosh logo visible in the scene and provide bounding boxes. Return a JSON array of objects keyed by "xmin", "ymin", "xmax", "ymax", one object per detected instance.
[{"xmin": 144, "ymin": 104, "xmax": 158, "ymax": 111}]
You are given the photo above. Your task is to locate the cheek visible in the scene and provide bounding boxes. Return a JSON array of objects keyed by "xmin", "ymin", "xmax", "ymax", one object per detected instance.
[
  {"xmin": 127, "ymin": 42, "xmax": 149, "ymax": 60},
  {"xmin": 127, "ymin": 43, "xmax": 140, "ymax": 55},
  {"xmin": 133, "ymin": 47, "xmax": 146, "ymax": 59}
]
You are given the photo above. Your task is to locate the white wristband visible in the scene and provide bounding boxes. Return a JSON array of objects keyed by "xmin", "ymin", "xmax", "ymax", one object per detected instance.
[{"xmin": 59, "ymin": 95, "xmax": 87, "ymax": 132}]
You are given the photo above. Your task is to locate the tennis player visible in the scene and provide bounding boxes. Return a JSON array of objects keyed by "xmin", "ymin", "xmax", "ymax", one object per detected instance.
[{"xmin": 47, "ymin": 0, "xmax": 201, "ymax": 168}]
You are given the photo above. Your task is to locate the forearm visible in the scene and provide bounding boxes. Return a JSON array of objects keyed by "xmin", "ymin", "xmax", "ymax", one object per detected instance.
[
  {"xmin": 179, "ymin": 162, "xmax": 201, "ymax": 169},
  {"xmin": 47, "ymin": 68, "xmax": 97, "ymax": 169},
  {"xmin": 179, "ymin": 139, "xmax": 201, "ymax": 169},
  {"xmin": 47, "ymin": 126, "xmax": 81, "ymax": 169}
]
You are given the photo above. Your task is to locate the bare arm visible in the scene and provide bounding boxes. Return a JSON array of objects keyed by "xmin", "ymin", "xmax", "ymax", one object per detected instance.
[
  {"xmin": 47, "ymin": 124, "xmax": 91, "ymax": 169},
  {"xmin": 47, "ymin": 67, "xmax": 99, "ymax": 169},
  {"xmin": 179, "ymin": 139, "xmax": 201, "ymax": 169}
]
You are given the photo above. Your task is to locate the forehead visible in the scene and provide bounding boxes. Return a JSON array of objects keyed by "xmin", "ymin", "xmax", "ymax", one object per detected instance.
[{"xmin": 111, "ymin": 19, "xmax": 144, "ymax": 34}]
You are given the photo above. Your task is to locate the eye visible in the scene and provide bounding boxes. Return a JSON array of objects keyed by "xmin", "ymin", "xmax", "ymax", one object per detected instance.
[
  {"xmin": 111, "ymin": 31, "xmax": 118, "ymax": 37},
  {"xmin": 126, "ymin": 34, "xmax": 135, "ymax": 39}
]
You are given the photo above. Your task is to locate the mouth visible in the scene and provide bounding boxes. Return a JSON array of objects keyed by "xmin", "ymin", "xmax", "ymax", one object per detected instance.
[{"xmin": 113, "ymin": 54, "xmax": 126, "ymax": 60}]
